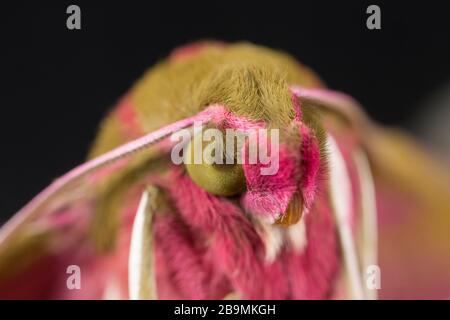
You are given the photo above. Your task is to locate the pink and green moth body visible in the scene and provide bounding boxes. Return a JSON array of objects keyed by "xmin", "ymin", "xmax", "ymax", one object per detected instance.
[{"xmin": 1, "ymin": 41, "xmax": 450, "ymax": 299}]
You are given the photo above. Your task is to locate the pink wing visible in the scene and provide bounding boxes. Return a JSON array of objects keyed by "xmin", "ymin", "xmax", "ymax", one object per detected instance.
[
  {"xmin": 0, "ymin": 108, "xmax": 217, "ymax": 299},
  {"xmin": 293, "ymin": 86, "xmax": 450, "ymax": 299}
]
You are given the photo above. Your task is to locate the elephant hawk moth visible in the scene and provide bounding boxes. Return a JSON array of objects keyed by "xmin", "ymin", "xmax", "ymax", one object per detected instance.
[{"xmin": 1, "ymin": 41, "xmax": 450, "ymax": 300}]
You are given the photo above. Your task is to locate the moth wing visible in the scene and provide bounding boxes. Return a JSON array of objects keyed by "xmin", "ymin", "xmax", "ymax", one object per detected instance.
[
  {"xmin": 0, "ymin": 111, "xmax": 213, "ymax": 298},
  {"xmin": 365, "ymin": 128, "xmax": 450, "ymax": 299},
  {"xmin": 293, "ymin": 86, "xmax": 378, "ymax": 299},
  {"xmin": 293, "ymin": 86, "xmax": 450, "ymax": 299}
]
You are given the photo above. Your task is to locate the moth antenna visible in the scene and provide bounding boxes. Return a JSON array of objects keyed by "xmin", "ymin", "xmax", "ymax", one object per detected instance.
[
  {"xmin": 0, "ymin": 110, "xmax": 216, "ymax": 245},
  {"xmin": 290, "ymin": 86, "xmax": 373, "ymax": 138},
  {"xmin": 327, "ymin": 135, "xmax": 365, "ymax": 299},
  {"xmin": 353, "ymin": 149, "xmax": 378, "ymax": 300},
  {"xmin": 128, "ymin": 186, "xmax": 159, "ymax": 300}
]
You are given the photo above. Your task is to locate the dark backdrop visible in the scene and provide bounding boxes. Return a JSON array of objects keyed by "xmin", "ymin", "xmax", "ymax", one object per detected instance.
[{"xmin": 1, "ymin": 1, "xmax": 449, "ymax": 223}]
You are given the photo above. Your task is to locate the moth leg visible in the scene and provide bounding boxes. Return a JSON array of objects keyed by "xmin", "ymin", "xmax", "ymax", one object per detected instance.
[
  {"xmin": 353, "ymin": 149, "xmax": 378, "ymax": 300},
  {"xmin": 128, "ymin": 186, "xmax": 160, "ymax": 300},
  {"xmin": 327, "ymin": 135, "xmax": 365, "ymax": 299}
]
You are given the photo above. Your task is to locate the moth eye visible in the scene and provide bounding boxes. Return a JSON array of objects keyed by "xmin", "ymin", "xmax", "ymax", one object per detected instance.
[{"xmin": 184, "ymin": 130, "xmax": 246, "ymax": 196}]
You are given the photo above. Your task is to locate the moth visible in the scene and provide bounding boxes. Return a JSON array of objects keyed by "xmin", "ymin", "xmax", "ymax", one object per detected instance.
[{"xmin": 1, "ymin": 41, "xmax": 450, "ymax": 299}]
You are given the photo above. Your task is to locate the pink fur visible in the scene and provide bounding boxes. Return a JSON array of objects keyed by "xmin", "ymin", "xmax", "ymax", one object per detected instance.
[
  {"xmin": 208, "ymin": 106, "xmax": 265, "ymax": 131},
  {"xmin": 291, "ymin": 88, "xmax": 302, "ymax": 121},
  {"xmin": 299, "ymin": 125, "xmax": 321, "ymax": 210},
  {"xmin": 284, "ymin": 188, "xmax": 340, "ymax": 299},
  {"xmin": 145, "ymin": 166, "xmax": 339, "ymax": 299},
  {"xmin": 0, "ymin": 99, "xmax": 340, "ymax": 300},
  {"xmin": 115, "ymin": 95, "xmax": 143, "ymax": 138},
  {"xmin": 242, "ymin": 146, "xmax": 299, "ymax": 221},
  {"xmin": 169, "ymin": 41, "xmax": 227, "ymax": 62}
]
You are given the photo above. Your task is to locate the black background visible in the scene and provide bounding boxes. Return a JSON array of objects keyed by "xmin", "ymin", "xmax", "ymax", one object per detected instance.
[
  {"xmin": 0, "ymin": 1, "xmax": 449, "ymax": 223},
  {"xmin": 0, "ymin": 299, "xmax": 438, "ymax": 318}
]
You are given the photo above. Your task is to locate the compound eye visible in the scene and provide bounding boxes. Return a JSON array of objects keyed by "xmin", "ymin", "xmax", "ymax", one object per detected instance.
[{"xmin": 184, "ymin": 130, "xmax": 246, "ymax": 196}]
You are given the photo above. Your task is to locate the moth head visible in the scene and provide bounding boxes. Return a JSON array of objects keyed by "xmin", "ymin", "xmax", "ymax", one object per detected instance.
[{"xmin": 179, "ymin": 107, "xmax": 322, "ymax": 226}]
